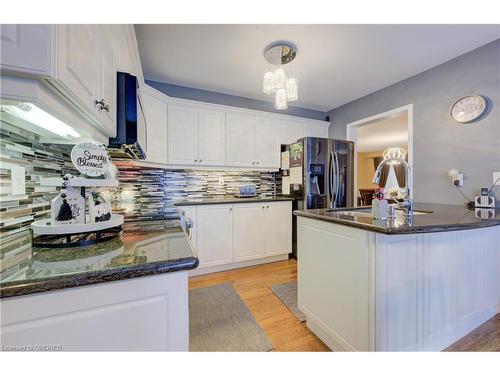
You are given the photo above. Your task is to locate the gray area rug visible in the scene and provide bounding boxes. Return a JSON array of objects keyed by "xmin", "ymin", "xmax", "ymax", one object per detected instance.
[
  {"xmin": 270, "ymin": 282, "xmax": 306, "ymax": 322},
  {"xmin": 189, "ymin": 283, "xmax": 274, "ymax": 352}
]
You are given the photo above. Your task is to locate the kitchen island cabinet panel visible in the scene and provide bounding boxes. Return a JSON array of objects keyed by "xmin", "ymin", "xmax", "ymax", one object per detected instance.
[{"xmin": 1, "ymin": 272, "xmax": 189, "ymax": 351}]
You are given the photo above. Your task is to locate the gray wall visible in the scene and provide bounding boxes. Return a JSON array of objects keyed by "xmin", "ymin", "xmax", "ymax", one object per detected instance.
[
  {"xmin": 146, "ymin": 80, "xmax": 327, "ymax": 121},
  {"xmin": 328, "ymin": 39, "xmax": 500, "ymax": 206}
]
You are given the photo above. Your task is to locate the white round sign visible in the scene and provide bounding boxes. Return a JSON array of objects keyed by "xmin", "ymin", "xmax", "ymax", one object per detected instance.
[{"xmin": 71, "ymin": 142, "xmax": 110, "ymax": 177}]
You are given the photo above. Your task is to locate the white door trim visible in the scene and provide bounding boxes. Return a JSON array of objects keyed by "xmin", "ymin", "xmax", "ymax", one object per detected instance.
[{"xmin": 346, "ymin": 104, "xmax": 413, "ymax": 206}]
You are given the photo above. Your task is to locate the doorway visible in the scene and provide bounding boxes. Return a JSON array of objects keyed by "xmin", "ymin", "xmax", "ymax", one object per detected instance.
[{"xmin": 346, "ymin": 105, "xmax": 413, "ymax": 207}]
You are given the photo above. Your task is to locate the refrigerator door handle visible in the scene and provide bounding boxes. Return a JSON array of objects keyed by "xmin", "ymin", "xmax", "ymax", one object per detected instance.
[
  {"xmin": 330, "ymin": 150, "xmax": 336, "ymax": 208},
  {"xmin": 334, "ymin": 151, "xmax": 340, "ymax": 207}
]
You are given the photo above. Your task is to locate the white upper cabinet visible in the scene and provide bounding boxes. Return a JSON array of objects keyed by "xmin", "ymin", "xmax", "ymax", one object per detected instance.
[
  {"xmin": 96, "ymin": 25, "xmax": 118, "ymax": 137},
  {"xmin": 141, "ymin": 87, "xmax": 168, "ymax": 164},
  {"xmin": 167, "ymin": 104, "xmax": 199, "ymax": 165},
  {"xmin": 255, "ymin": 116, "xmax": 280, "ymax": 169},
  {"xmin": 57, "ymin": 25, "xmax": 100, "ymax": 120},
  {"xmin": 0, "ymin": 24, "xmax": 52, "ymax": 76},
  {"xmin": 226, "ymin": 111, "xmax": 257, "ymax": 167},
  {"xmin": 1, "ymin": 24, "xmax": 145, "ymax": 141},
  {"xmin": 198, "ymin": 108, "xmax": 226, "ymax": 166},
  {"xmin": 306, "ymin": 123, "xmax": 329, "ymax": 138},
  {"xmin": 282, "ymin": 119, "xmax": 307, "ymax": 144}
]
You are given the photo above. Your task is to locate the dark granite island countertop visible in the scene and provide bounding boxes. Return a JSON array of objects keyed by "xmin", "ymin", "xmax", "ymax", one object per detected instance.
[
  {"xmin": 294, "ymin": 203, "xmax": 500, "ymax": 235},
  {"xmin": 174, "ymin": 196, "xmax": 294, "ymax": 206},
  {"xmin": 0, "ymin": 220, "xmax": 198, "ymax": 299}
]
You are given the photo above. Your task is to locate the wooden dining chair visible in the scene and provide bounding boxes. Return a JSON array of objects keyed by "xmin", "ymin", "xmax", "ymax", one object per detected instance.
[{"xmin": 359, "ymin": 188, "xmax": 376, "ymax": 206}]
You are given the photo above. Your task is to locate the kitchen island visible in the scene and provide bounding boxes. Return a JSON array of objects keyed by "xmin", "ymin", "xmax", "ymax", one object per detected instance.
[
  {"xmin": 0, "ymin": 220, "xmax": 198, "ymax": 351},
  {"xmin": 294, "ymin": 204, "xmax": 500, "ymax": 351}
]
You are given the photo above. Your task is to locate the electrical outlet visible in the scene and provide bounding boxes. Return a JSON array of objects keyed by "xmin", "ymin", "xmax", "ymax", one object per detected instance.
[
  {"xmin": 11, "ymin": 166, "xmax": 26, "ymax": 196},
  {"xmin": 452, "ymin": 173, "xmax": 464, "ymax": 187},
  {"xmin": 493, "ymin": 172, "xmax": 500, "ymax": 186}
]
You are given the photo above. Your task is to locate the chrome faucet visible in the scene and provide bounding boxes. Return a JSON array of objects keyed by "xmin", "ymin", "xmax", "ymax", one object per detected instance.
[{"xmin": 372, "ymin": 157, "xmax": 413, "ymax": 217}]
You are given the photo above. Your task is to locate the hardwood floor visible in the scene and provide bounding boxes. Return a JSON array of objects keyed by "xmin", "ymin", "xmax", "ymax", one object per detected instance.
[
  {"xmin": 188, "ymin": 258, "xmax": 330, "ymax": 351},
  {"xmin": 189, "ymin": 259, "xmax": 499, "ymax": 352},
  {"xmin": 445, "ymin": 314, "xmax": 500, "ymax": 351}
]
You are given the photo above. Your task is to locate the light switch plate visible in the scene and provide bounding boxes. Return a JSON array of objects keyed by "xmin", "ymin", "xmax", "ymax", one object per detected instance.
[
  {"xmin": 493, "ymin": 172, "xmax": 500, "ymax": 185},
  {"xmin": 11, "ymin": 166, "xmax": 26, "ymax": 196}
]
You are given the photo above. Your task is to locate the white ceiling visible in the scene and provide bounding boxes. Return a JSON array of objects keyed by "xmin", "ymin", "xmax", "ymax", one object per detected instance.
[
  {"xmin": 135, "ymin": 25, "xmax": 500, "ymax": 111},
  {"xmin": 356, "ymin": 111, "xmax": 408, "ymax": 153}
]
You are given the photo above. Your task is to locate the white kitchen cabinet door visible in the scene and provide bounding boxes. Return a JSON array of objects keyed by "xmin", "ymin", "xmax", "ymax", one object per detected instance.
[
  {"xmin": 282, "ymin": 120, "xmax": 306, "ymax": 144},
  {"xmin": 96, "ymin": 25, "xmax": 118, "ymax": 137},
  {"xmin": 167, "ymin": 104, "xmax": 199, "ymax": 165},
  {"xmin": 141, "ymin": 88, "xmax": 167, "ymax": 164},
  {"xmin": 226, "ymin": 112, "xmax": 256, "ymax": 167},
  {"xmin": 198, "ymin": 109, "xmax": 226, "ymax": 166},
  {"xmin": 181, "ymin": 206, "xmax": 197, "ymax": 253},
  {"xmin": 265, "ymin": 201, "xmax": 292, "ymax": 256},
  {"xmin": 0, "ymin": 24, "xmax": 52, "ymax": 76},
  {"xmin": 306, "ymin": 124, "xmax": 329, "ymax": 138},
  {"xmin": 196, "ymin": 205, "xmax": 233, "ymax": 267},
  {"xmin": 233, "ymin": 204, "xmax": 266, "ymax": 262},
  {"xmin": 57, "ymin": 24, "xmax": 99, "ymax": 119},
  {"xmin": 255, "ymin": 116, "xmax": 280, "ymax": 169}
]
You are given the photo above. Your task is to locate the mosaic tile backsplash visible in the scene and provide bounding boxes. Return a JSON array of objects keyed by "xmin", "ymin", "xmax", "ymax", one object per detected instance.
[
  {"xmin": 113, "ymin": 162, "xmax": 277, "ymax": 221},
  {"xmin": 0, "ymin": 122, "xmax": 278, "ymax": 275}
]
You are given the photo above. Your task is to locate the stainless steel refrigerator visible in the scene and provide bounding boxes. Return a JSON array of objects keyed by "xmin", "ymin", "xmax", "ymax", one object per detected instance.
[{"xmin": 282, "ymin": 137, "xmax": 354, "ymax": 257}]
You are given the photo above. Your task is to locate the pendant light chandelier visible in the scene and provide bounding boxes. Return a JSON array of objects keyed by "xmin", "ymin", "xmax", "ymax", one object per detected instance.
[{"xmin": 262, "ymin": 41, "xmax": 298, "ymax": 110}]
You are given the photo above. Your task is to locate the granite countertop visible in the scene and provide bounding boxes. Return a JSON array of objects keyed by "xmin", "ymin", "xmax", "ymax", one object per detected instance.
[
  {"xmin": 174, "ymin": 196, "xmax": 294, "ymax": 206},
  {"xmin": 0, "ymin": 220, "xmax": 198, "ymax": 299},
  {"xmin": 294, "ymin": 203, "xmax": 500, "ymax": 235}
]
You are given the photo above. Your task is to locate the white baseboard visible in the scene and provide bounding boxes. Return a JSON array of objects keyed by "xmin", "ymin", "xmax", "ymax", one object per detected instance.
[{"xmin": 189, "ymin": 254, "xmax": 289, "ymax": 276}]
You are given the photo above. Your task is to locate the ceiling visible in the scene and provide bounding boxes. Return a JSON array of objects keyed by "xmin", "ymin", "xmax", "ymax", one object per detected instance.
[
  {"xmin": 356, "ymin": 111, "xmax": 408, "ymax": 153},
  {"xmin": 135, "ymin": 25, "xmax": 500, "ymax": 111}
]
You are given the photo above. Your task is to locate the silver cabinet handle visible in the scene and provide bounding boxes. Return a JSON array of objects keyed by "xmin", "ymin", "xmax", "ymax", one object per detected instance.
[
  {"xmin": 95, "ymin": 99, "xmax": 110, "ymax": 112},
  {"xmin": 256, "ymin": 161, "xmax": 259, "ymax": 165},
  {"xmin": 199, "ymin": 159, "xmax": 202, "ymax": 163},
  {"xmin": 252, "ymin": 161, "xmax": 255, "ymax": 165},
  {"xmin": 229, "ymin": 207, "xmax": 233, "ymax": 212},
  {"xmin": 266, "ymin": 205, "xmax": 269, "ymax": 208},
  {"xmin": 194, "ymin": 159, "xmax": 198, "ymax": 163}
]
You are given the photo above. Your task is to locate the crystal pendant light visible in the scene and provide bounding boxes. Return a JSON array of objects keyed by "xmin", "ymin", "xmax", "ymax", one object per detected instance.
[
  {"xmin": 286, "ymin": 77, "xmax": 298, "ymax": 101},
  {"xmin": 273, "ymin": 68, "xmax": 286, "ymax": 90},
  {"xmin": 275, "ymin": 88, "xmax": 288, "ymax": 110},
  {"xmin": 262, "ymin": 70, "xmax": 275, "ymax": 94},
  {"xmin": 262, "ymin": 41, "xmax": 298, "ymax": 110}
]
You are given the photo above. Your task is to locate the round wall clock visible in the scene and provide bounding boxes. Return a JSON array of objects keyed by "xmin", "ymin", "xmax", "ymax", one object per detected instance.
[{"xmin": 449, "ymin": 95, "xmax": 487, "ymax": 123}]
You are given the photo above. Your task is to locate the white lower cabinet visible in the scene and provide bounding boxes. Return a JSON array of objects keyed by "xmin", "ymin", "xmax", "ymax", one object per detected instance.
[
  {"xmin": 233, "ymin": 204, "xmax": 266, "ymax": 261},
  {"xmin": 0, "ymin": 272, "xmax": 189, "ymax": 351},
  {"xmin": 184, "ymin": 201, "xmax": 292, "ymax": 272},
  {"xmin": 265, "ymin": 202, "xmax": 293, "ymax": 256},
  {"xmin": 196, "ymin": 205, "xmax": 233, "ymax": 267}
]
